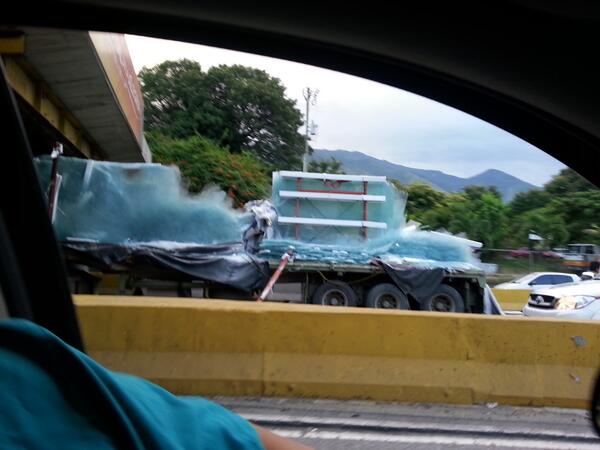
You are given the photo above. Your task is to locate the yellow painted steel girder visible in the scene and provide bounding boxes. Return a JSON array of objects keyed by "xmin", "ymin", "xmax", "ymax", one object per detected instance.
[{"xmin": 2, "ymin": 56, "xmax": 94, "ymax": 157}]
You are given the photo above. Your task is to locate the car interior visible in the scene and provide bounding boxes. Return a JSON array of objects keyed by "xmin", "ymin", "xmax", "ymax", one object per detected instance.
[{"xmin": 3, "ymin": 0, "xmax": 600, "ymax": 440}]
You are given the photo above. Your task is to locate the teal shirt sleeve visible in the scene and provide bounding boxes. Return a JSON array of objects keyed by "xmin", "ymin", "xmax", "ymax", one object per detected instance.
[{"xmin": 0, "ymin": 319, "xmax": 264, "ymax": 450}]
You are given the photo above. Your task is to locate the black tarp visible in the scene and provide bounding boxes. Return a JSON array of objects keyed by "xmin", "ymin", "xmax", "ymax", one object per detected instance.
[
  {"xmin": 62, "ymin": 241, "xmax": 270, "ymax": 292},
  {"xmin": 377, "ymin": 261, "xmax": 446, "ymax": 301}
]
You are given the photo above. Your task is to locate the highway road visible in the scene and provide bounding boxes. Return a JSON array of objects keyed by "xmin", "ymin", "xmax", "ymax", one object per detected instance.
[{"xmin": 213, "ymin": 397, "xmax": 598, "ymax": 449}]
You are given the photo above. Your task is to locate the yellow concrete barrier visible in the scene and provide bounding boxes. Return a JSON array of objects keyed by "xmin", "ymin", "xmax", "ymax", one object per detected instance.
[
  {"xmin": 74, "ymin": 295, "xmax": 600, "ymax": 409},
  {"xmin": 492, "ymin": 288, "xmax": 530, "ymax": 311}
]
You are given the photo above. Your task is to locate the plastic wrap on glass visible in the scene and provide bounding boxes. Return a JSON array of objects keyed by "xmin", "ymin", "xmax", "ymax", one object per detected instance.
[{"xmin": 34, "ymin": 156, "xmax": 248, "ymax": 246}]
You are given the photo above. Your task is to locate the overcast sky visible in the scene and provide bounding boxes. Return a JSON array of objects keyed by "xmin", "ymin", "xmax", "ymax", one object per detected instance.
[{"xmin": 126, "ymin": 34, "xmax": 565, "ymax": 186}]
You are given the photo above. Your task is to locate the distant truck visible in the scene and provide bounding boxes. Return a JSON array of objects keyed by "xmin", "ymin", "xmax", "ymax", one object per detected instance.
[{"xmin": 562, "ymin": 243, "xmax": 600, "ymax": 273}]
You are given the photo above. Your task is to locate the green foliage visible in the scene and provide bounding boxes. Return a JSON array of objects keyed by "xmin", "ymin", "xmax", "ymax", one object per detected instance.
[
  {"xmin": 463, "ymin": 185, "xmax": 502, "ymax": 201},
  {"xmin": 544, "ymin": 168, "xmax": 596, "ymax": 195},
  {"xmin": 446, "ymin": 193, "xmax": 507, "ymax": 249},
  {"xmin": 508, "ymin": 189, "xmax": 551, "ymax": 217},
  {"xmin": 147, "ymin": 132, "xmax": 270, "ymax": 207},
  {"xmin": 400, "ymin": 182, "xmax": 507, "ymax": 248},
  {"xmin": 505, "ymin": 168, "xmax": 600, "ymax": 246},
  {"xmin": 308, "ymin": 157, "xmax": 345, "ymax": 174},
  {"xmin": 391, "ymin": 181, "xmax": 447, "ymax": 224},
  {"xmin": 546, "ymin": 190, "xmax": 600, "ymax": 243},
  {"xmin": 420, "ymin": 193, "xmax": 468, "ymax": 230},
  {"xmin": 138, "ymin": 60, "xmax": 213, "ymax": 138},
  {"xmin": 506, "ymin": 207, "xmax": 568, "ymax": 248},
  {"xmin": 139, "ymin": 60, "xmax": 305, "ymax": 169},
  {"xmin": 406, "ymin": 167, "xmax": 600, "ymax": 249}
]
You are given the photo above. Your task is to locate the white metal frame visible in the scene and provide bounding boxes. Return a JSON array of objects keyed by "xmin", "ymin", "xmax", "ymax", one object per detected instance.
[
  {"xmin": 279, "ymin": 190, "xmax": 385, "ymax": 202},
  {"xmin": 278, "ymin": 216, "xmax": 388, "ymax": 229},
  {"xmin": 276, "ymin": 171, "xmax": 388, "ymax": 239},
  {"xmin": 279, "ymin": 171, "xmax": 387, "ymax": 183}
]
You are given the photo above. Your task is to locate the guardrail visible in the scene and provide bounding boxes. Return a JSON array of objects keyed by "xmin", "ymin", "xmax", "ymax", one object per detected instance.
[{"xmin": 74, "ymin": 295, "xmax": 600, "ymax": 409}]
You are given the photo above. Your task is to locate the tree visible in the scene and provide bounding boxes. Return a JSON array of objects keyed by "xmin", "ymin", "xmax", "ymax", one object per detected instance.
[
  {"xmin": 544, "ymin": 168, "xmax": 595, "ymax": 195},
  {"xmin": 420, "ymin": 193, "xmax": 466, "ymax": 230},
  {"xmin": 463, "ymin": 185, "xmax": 502, "ymax": 201},
  {"xmin": 507, "ymin": 207, "xmax": 568, "ymax": 248},
  {"xmin": 308, "ymin": 157, "xmax": 345, "ymax": 174},
  {"xmin": 418, "ymin": 191, "xmax": 508, "ymax": 248},
  {"xmin": 392, "ymin": 181, "xmax": 448, "ymax": 224},
  {"xmin": 508, "ymin": 189, "xmax": 551, "ymax": 217},
  {"xmin": 139, "ymin": 60, "xmax": 305, "ymax": 169},
  {"xmin": 147, "ymin": 132, "xmax": 270, "ymax": 207},
  {"xmin": 139, "ymin": 60, "xmax": 216, "ymax": 138},
  {"xmin": 447, "ymin": 192, "xmax": 508, "ymax": 249},
  {"xmin": 547, "ymin": 190, "xmax": 600, "ymax": 243}
]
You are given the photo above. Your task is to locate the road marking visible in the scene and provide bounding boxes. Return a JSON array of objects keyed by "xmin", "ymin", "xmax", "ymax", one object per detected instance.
[
  {"xmin": 242, "ymin": 412, "xmax": 595, "ymax": 440},
  {"xmin": 271, "ymin": 428, "xmax": 599, "ymax": 449}
]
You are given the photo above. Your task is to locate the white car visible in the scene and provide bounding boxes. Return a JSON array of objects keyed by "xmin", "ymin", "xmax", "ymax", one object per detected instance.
[
  {"xmin": 523, "ymin": 280, "xmax": 600, "ymax": 320},
  {"xmin": 494, "ymin": 272, "xmax": 579, "ymax": 291}
]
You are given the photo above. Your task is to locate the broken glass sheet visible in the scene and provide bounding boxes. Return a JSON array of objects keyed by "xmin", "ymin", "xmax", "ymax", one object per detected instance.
[
  {"xmin": 34, "ymin": 156, "xmax": 249, "ymax": 245},
  {"xmin": 259, "ymin": 229, "xmax": 478, "ymax": 270},
  {"xmin": 34, "ymin": 157, "xmax": 479, "ymax": 270}
]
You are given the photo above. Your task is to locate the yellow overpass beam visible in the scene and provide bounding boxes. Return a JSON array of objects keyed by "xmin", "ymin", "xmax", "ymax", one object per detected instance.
[{"xmin": 1, "ymin": 56, "xmax": 97, "ymax": 158}]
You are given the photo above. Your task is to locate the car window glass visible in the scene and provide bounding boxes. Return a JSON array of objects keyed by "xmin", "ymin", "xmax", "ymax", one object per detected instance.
[
  {"xmin": 530, "ymin": 275, "xmax": 553, "ymax": 285},
  {"xmin": 552, "ymin": 275, "xmax": 573, "ymax": 284}
]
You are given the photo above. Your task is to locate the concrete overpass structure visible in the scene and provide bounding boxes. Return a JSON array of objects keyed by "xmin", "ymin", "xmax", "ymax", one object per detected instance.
[{"xmin": 0, "ymin": 27, "xmax": 150, "ymax": 162}]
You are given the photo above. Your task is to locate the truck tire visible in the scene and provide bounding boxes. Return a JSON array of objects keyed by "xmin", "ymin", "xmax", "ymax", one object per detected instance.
[
  {"xmin": 421, "ymin": 284, "xmax": 465, "ymax": 313},
  {"xmin": 311, "ymin": 282, "xmax": 358, "ymax": 307},
  {"xmin": 365, "ymin": 283, "xmax": 409, "ymax": 309}
]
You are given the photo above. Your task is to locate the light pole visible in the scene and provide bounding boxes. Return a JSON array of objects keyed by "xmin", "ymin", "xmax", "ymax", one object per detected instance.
[{"xmin": 302, "ymin": 87, "xmax": 318, "ymax": 171}]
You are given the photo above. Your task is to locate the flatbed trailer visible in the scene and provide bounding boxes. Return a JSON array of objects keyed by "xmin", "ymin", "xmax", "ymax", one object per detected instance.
[
  {"xmin": 261, "ymin": 259, "xmax": 487, "ymax": 313},
  {"xmin": 65, "ymin": 245, "xmax": 487, "ymax": 313}
]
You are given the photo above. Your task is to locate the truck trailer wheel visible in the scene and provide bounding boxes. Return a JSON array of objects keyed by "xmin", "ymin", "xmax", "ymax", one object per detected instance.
[
  {"xmin": 421, "ymin": 284, "xmax": 465, "ymax": 313},
  {"xmin": 311, "ymin": 282, "xmax": 358, "ymax": 307},
  {"xmin": 365, "ymin": 283, "xmax": 409, "ymax": 309}
]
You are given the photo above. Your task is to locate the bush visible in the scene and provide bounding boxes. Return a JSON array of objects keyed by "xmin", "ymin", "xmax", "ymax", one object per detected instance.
[{"xmin": 147, "ymin": 132, "xmax": 270, "ymax": 207}]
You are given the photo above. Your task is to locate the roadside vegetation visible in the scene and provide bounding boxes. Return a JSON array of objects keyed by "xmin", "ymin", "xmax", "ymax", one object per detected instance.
[
  {"xmin": 395, "ymin": 168, "xmax": 600, "ymax": 250},
  {"xmin": 139, "ymin": 59, "xmax": 306, "ymax": 205}
]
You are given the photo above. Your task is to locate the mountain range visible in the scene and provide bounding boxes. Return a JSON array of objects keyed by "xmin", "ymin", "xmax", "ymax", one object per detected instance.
[{"xmin": 312, "ymin": 149, "xmax": 536, "ymax": 201}]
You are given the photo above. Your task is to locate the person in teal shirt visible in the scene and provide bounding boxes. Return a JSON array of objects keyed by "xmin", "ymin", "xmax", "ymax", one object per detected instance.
[{"xmin": 0, "ymin": 319, "xmax": 310, "ymax": 450}]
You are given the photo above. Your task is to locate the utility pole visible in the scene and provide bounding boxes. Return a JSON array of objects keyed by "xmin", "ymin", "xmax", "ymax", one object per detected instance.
[{"xmin": 302, "ymin": 87, "xmax": 318, "ymax": 171}]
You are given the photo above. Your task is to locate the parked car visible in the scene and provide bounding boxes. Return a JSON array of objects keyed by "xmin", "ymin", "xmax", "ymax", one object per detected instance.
[
  {"xmin": 508, "ymin": 249, "xmax": 564, "ymax": 259},
  {"xmin": 541, "ymin": 250, "xmax": 563, "ymax": 259},
  {"xmin": 494, "ymin": 272, "xmax": 580, "ymax": 290},
  {"xmin": 523, "ymin": 280, "xmax": 600, "ymax": 320},
  {"xmin": 509, "ymin": 247, "xmax": 530, "ymax": 258}
]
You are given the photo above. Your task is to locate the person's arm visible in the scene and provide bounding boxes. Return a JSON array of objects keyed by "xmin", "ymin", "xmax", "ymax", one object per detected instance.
[{"xmin": 253, "ymin": 424, "xmax": 314, "ymax": 450}]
